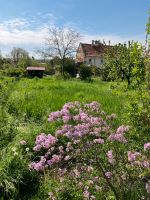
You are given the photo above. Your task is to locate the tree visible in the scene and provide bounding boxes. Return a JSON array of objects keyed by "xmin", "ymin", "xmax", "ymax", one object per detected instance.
[
  {"xmin": 102, "ymin": 41, "xmax": 145, "ymax": 86},
  {"xmin": 11, "ymin": 47, "xmax": 29, "ymax": 66},
  {"xmin": 43, "ymin": 26, "xmax": 81, "ymax": 75},
  {"xmin": 145, "ymin": 11, "xmax": 150, "ymax": 90}
]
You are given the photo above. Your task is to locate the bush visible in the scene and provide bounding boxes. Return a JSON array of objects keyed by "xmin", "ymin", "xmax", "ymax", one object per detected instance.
[
  {"xmin": 0, "ymin": 108, "xmax": 17, "ymax": 149},
  {"xmin": 29, "ymin": 101, "xmax": 150, "ymax": 199},
  {"xmin": 1, "ymin": 68, "xmax": 26, "ymax": 77},
  {"xmin": 129, "ymin": 88, "xmax": 150, "ymax": 141},
  {"xmin": 79, "ymin": 65, "xmax": 92, "ymax": 80}
]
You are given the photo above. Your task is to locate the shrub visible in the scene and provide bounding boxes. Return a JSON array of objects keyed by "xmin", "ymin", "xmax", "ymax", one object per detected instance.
[
  {"xmin": 79, "ymin": 65, "xmax": 92, "ymax": 80},
  {"xmin": 29, "ymin": 101, "xmax": 150, "ymax": 199},
  {"xmin": 128, "ymin": 88, "xmax": 150, "ymax": 141},
  {"xmin": 2, "ymin": 68, "xmax": 26, "ymax": 77},
  {"xmin": 0, "ymin": 108, "xmax": 17, "ymax": 149}
]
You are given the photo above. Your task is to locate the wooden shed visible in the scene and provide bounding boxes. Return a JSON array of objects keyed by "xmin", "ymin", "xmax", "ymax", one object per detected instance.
[{"xmin": 26, "ymin": 67, "xmax": 45, "ymax": 78}]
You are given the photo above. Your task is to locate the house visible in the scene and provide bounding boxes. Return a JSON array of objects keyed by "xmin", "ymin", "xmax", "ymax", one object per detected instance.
[
  {"xmin": 76, "ymin": 40, "xmax": 111, "ymax": 67},
  {"xmin": 26, "ymin": 67, "xmax": 45, "ymax": 78}
]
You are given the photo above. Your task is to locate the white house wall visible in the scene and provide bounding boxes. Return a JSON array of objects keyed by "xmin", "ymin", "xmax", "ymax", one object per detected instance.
[{"xmin": 84, "ymin": 57, "xmax": 103, "ymax": 67}]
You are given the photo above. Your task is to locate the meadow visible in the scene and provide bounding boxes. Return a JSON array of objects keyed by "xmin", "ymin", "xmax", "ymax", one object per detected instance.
[{"xmin": 0, "ymin": 76, "xmax": 149, "ymax": 200}]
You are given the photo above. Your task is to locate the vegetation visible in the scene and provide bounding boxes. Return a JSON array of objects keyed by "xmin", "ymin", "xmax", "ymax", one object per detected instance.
[{"xmin": 0, "ymin": 11, "xmax": 149, "ymax": 200}]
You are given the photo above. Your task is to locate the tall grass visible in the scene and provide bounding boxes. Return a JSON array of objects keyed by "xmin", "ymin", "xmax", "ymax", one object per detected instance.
[{"xmin": 0, "ymin": 76, "xmax": 130, "ymax": 199}]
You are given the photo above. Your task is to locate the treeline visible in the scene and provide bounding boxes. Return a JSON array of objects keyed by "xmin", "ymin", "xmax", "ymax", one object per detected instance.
[{"xmin": 0, "ymin": 47, "xmax": 78, "ymax": 78}]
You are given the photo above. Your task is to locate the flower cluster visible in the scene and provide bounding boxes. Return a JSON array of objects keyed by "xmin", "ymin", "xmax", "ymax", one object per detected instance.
[
  {"xmin": 29, "ymin": 101, "xmax": 150, "ymax": 198},
  {"xmin": 144, "ymin": 142, "xmax": 150, "ymax": 151},
  {"xmin": 128, "ymin": 147, "xmax": 150, "ymax": 169},
  {"xmin": 108, "ymin": 125, "xmax": 129, "ymax": 143},
  {"xmin": 33, "ymin": 133, "xmax": 57, "ymax": 152},
  {"xmin": 106, "ymin": 150, "xmax": 115, "ymax": 164}
]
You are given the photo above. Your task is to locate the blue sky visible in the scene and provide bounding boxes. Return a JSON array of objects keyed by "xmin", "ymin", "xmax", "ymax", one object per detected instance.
[{"xmin": 0, "ymin": 0, "xmax": 149, "ymax": 57}]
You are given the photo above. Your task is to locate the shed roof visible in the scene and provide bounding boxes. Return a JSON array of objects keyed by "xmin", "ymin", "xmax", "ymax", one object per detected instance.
[{"xmin": 27, "ymin": 67, "xmax": 45, "ymax": 71}]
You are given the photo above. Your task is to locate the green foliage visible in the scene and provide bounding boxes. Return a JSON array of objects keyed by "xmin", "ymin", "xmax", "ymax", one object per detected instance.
[
  {"xmin": 1, "ymin": 68, "xmax": 26, "ymax": 77},
  {"xmin": 0, "ymin": 77, "xmax": 137, "ymax": 199},
  {"xmin": 17, "ymin": 57, "xmax": 31, "ymax": 69},
  {"xmin": 0, "ymin": 108, "xmax": 17, "ymax": 149},
  {"xmin": 79, "ymin": 64, "xmax": 93, "ymax": 80},
  {"xmin": 63, "ymin": 58, "xmax": 76, "ymax": 77},
  {"xmin": 102, "ymin": 42, "xmax": 145, "ymax": 86},
  {"xmin": 128, "ymin": 88, "xmax": 150, "ymax": 143}
]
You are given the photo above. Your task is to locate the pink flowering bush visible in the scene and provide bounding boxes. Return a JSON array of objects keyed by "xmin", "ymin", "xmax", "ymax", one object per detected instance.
[{"xmin": 29, "ymin": 101, "xmax": 150, "ymax": 199}]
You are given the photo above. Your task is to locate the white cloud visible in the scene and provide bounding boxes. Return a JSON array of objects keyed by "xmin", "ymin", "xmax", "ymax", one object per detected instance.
[{"xmin": 0, "ymin": 14, "xmax": 145, "ymax": 57}]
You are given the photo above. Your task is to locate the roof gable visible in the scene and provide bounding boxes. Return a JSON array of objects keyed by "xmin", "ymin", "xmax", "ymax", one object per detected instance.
[{"xmin": 80, "ymin": 43, "xmax": 109, "ymax": 57}]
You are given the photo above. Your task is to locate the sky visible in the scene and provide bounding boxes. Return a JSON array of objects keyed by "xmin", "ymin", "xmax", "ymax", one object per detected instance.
[{"xmin": 0, "ymin": 0, "xmax": 149, "ymax": 57}]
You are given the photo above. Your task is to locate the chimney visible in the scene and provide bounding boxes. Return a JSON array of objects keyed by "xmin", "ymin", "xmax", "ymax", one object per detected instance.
[
  {"xmin": 109, "ymin": 40, "xmax": 111, "ymax": 46},
  {"xmin": 92, "ymin": 40, "xmax": 94, "ymax": 45}
]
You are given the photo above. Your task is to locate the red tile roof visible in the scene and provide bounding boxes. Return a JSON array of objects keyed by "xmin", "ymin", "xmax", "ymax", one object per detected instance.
[
  {"xmin": 81, "ymin": 43, "xmax": 109, "ymax": 57},
  {"xmin": 27, "ymin": 67, "xmax": 45, "ymax": 71}
]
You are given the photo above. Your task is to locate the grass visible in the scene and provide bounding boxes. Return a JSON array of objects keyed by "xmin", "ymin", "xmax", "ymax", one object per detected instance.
[
  {"xmin": 0, "ymin": 76, "xmax": 132, "ymax": 199},
  {"xmin": 6, "ymin": 77, "xmax": 128, "ymax": 121}
]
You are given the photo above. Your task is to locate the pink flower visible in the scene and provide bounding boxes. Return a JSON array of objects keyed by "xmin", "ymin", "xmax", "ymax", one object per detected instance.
[
  {"xmin": 62, "ymin": 115, "xmax": 71, "ymax": 123},
  {"xmin": 144, "ymin": 142, "xmax": 150, "ymax": 151},
  {"xmin": 93, "ymin": 138, "xmax": 104, "ymax": 144},
  {"xmin": 108, "ymin": 133, "xmax": 127, "ymax": 143},
  {"xmin": 64, "ymin": 155, "xmax": 70, "ymax": 161},
  {"xmin": 106, "ymin": 150, "xmax": 115, "ymax": 164},
  {"xmin": 51, "ymin": 154, "xmax": 61, "ymax": 163},
  {"xmin": 128, "ymin": 151, "xmax": 141, "ymax": 162},
  {"xmin": 105, "ymin": 172, "xmax": 112, "ymax": 179},
  {"xmin": 83, "ymin": 190, "xmax": 90, "ymax": 199}
]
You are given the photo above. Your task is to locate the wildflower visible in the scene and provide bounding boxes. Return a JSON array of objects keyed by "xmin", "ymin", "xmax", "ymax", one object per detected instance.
[
  {"xmin": 87, "ymin": 166, "xmax": 94, "ymax": 172},
  {"xmin": 62, "ymin": 115, "xmax": 71, "ymax": 123},
  {"xmin": 51, "ymin": 154, "xmax": 61, "ymax": 164},
  {"xmin": 64, "ymin": 155, "xmax": 70, "ymax": 161},
  {"xmin": 144, "ymin": 142, "xmax": 150, "ymax": 151},
  {"xmin": 25, "ymin": 147, "xmax": 29, "ymax": 152},
  {"xmin": 146, "ymin": 182, "xmax": 150, "ymax": 194},
  {"xmin": 73, "ymin": 169, "xmax": 80, "ymax": 177},
  {"xmin": 20, "ymin": 140, "xmax": 27, "ymax": 145},
  {"xmin": 128, "ymin": 151, "xmax": 141, "ymax": 162},
  {"xmin": 93, "ymin": 138, "xmax": 104, "ymax": 144},
  {"xmin": 87, "ymin": 180, "xmax": 94, "ymax": 186},
  {"xmin": 48, "ymin": 192, "xmax": 56, "ymax": 200},
  {"xmin": 108, "ymin": 133, "xmax": 127, "ymax": 143},
  {"xmin": 106, "ymin": 150, "xmax": 115, "ymax": 164},
  {"xmin": 83, "ymin": 190, "xmax": 90, "ymax": 199},
  {"xmin": 105, "ymin": 172, "xmax": 112, "ymax": 179}
]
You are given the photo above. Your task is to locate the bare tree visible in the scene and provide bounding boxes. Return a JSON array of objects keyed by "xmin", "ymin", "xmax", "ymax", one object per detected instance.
[{"xmin": 43, "ymin": 26, "xmax": 81, "ymax": 75}]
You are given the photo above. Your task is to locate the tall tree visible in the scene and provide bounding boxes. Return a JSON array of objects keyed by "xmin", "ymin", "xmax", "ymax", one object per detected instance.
[
  {"xmin": 11, "ymin": 47, "xmax": 29, "ymax": 66},
  {"xmin": 43, "ymin": 26, "xmax": 81, "ymax": 75}
]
